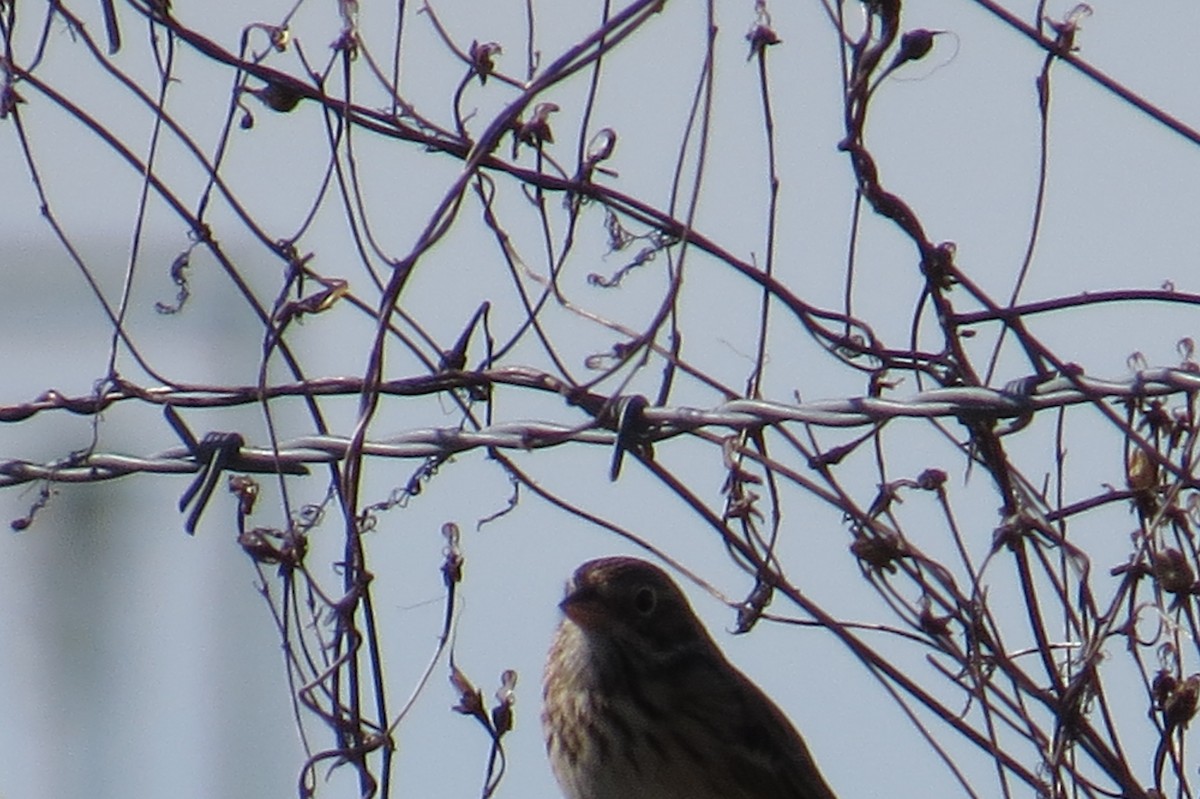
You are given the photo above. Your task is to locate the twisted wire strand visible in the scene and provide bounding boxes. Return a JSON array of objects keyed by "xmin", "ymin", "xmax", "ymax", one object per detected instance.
[{"xmin": 4, "ymin": 367, "xmax": 1196, "ymax": 487}]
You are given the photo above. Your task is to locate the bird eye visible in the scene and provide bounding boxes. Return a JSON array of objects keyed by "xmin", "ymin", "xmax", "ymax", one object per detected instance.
[{"xmin": 633, "ymin": 586, "xmax": 656, "ymax": 616}]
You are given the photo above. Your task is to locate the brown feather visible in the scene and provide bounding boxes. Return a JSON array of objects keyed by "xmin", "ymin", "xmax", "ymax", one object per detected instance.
[{"xmin": 543, "ymin": 557, "xmax": 838, "ymax": 799}]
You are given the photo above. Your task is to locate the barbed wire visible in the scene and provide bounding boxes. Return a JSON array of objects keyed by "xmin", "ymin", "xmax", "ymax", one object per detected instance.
[
  {"xmin": 4, "ymin": 366, "xmax": 1200, "ymax": 489},
  {"xmin": 5, "ymin": 1, "xmax": 1200, "ymax": 799}
]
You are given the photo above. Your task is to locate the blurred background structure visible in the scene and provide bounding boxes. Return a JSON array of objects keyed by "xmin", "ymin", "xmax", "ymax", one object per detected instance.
[{"xmin": 3, "ymin": 1, "xmax": 1200, "ymax": 797}]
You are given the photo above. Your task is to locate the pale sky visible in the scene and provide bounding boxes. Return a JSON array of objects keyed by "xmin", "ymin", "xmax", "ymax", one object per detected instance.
[{"xmin": 3, "ymin": 1, "xmax": 1200, "ymax": 798}]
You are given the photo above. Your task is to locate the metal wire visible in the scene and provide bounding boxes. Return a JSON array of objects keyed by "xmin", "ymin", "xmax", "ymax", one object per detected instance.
[{"xmin": 4, "ymin": 367, "xmax": 1196, "ymax": 487}]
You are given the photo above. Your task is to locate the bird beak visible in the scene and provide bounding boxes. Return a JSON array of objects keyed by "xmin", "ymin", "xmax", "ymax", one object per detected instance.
[{"xmin": 560, "ymin": 583, "xmax": 606, "ymax": 630}]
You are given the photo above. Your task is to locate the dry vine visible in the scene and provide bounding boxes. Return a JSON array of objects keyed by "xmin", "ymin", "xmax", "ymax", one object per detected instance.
[{"xmin": 3, "ymin": 1, "xmax": 1200, "ymax": 797}]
